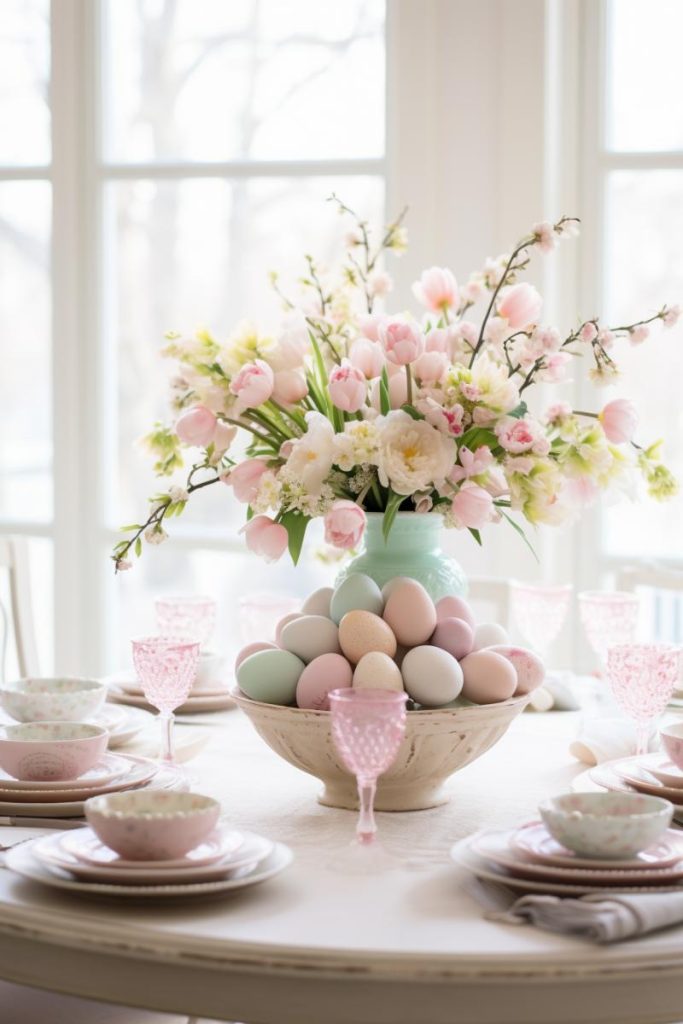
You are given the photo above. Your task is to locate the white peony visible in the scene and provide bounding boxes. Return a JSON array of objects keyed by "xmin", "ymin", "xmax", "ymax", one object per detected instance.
[
  {"xmin": 280, "ymin": 412, "xmax": 336, "ymax": 492},
  {"xmin": 333, "ymin": 420, "xmax": 380, "ymax": 472},
  {"xmin": 376, "ymin": 411, "xmax": 455, "ymax": 496}
]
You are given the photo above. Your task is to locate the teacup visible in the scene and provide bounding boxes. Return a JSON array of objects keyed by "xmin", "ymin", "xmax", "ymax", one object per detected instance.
[
  {"xmin": 0, "ymin": 722, "xmax": 108, "ymax": 781},
  {"xmin": 540, "ymin": 791, "xmax": 672, "ymax": 859},
  {"xmin": 193, "ymin": 650, "xmax": 226, "ymax": 692},
  {"xmin": 660, "ymin": 722, "xmax": 683, "ymax": 771},
  {"xmin": 85, "ymin": 790, "xmax": 221, "ymax": 860},
  {"xmin": 0, "ymin": 677, "xmax": 107, "ymax": 723}
]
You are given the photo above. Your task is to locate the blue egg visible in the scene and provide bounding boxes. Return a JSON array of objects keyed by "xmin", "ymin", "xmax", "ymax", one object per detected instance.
[
  {"xmin": 330, "ymin": 573, "xmax": 384, "ymax": 625},
  {"xmin": 237, "ymin": 649, "xmax": 305, "ymax": 705}
]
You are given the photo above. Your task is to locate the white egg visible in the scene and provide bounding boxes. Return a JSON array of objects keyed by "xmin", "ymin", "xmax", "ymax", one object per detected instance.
[
  {"xmin": 280, "ymin": 615, "xmax": 340, "ymax": 664},
  {"xmin": 301, "ymin": 586, "xmax": 334, "ymax": 618},
  {"xmin": 472, "ymin": 622, "xmax": 509, "ymax": 650},
  {"xmin": 401, "ymin": 646, "xmax": 464, "ymax": 707}
]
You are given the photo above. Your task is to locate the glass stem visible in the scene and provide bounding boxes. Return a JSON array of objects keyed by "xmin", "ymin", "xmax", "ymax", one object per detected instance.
[
  {"xmin": 160, "ymin": 710, "xmax": 175, "ymax": 764},
  {"xmin": 636, "ymin": 720, "xmax": 650, "ymax": 758},
  {"xmin": 356, "ymin": 777, "xmax": 377, "ymax": 845}
]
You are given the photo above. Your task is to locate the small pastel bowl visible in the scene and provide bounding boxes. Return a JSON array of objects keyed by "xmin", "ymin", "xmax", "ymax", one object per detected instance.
[
  {"xmin": 0, "ymin": 677, "xmax": 107, "ymax": 723},
  {"xmin": 85, "ymin": 790, "xmax": 221, "ymax": 861},
  {"xmin": 193, "ymin": 650, "xmax": 226, "ymax": 692},
  {"xmin": 539, "ymin": 791, "xmax": 672, "ymax": 859},
  {"xmin": 660, "ymin": 722, "xmax": 683, "ymax": 771},
  {"xmin": 0, "ymin": 722, "xmax": 108, "ymax": 782}
]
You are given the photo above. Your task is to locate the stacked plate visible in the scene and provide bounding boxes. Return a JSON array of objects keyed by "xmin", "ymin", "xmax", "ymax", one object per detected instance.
[
  {"xmin": 455, "ymin": 821, "xmax": 683, "ymax": 895},
  {"xmin": 0, "ymin": 753, "xmax": 184, "ymax": 818},
  {"xmin": 0, "ymin": 704, "xmax": 153, "ymax": 750},
  {"xmin": 104, "ymin": 672, "xmax": 234, "ymax": 714},
  {"xmin": 7, "ymin": 825, "xmax": 292, "ymax": 901},
  {"xmin": 589, "ymin": 754, "xmax": 683, "ymax": 823}
]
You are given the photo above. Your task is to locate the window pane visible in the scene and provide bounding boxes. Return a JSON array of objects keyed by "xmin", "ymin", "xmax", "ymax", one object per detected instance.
[
  {"xmin": 107, "ymin": 174, "xmax": 384, "ymax": 526},
  {"xmin": 0, "ymin": 536, "xmax": 53, "ymax": 678},
  {"xmin": 102, "ymin": 0, "xmax": 385, "ymax": 162},
  {"xmin": 607, "ymin": 0, "xmax": 683, "ymax": 152},
  {"xmin": 0, "ymin": 0, "xmax": 50, "ymax": 164},
  {"xmin": 0, "ymin": 181, "xmax": 52, "ymax": 522},
  {"xmin": 602, "ymin": 171, "xmax": 683, "ymax": 559}
]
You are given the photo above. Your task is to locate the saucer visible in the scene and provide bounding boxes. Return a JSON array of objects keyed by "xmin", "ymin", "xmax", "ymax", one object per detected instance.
[
  {"xmin": 93, "ymin": 704, "xmax": 154, "ymax": 748},
  {"xmin": 511, "ymin": 821, "xmax": 683, "ymax": 870},
  {"xmin": 0, "ymin": 751, "xmax": 130, "ymax": 792},
  {"xmin": 62, "ymin": 824, "xmax": 244, "ymax": 870},
  {"xmin": 0, "ymin": 754, "xmax": 157, "ymax": 802}
]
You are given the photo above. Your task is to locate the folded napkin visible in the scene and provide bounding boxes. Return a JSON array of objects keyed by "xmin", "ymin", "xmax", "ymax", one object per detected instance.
[{"xmin": 569, "ymin": 717, "xmax": 659, "ymax": 766}]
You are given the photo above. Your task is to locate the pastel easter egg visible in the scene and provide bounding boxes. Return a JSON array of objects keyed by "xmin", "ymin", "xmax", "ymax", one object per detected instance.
[
  {"xmin": 472, "ymin": 622, "xmax": 509, "ymax": 651},
  {"xmin": 237, "ymin": 649, "xmax": 305, "ymax": 705},
  {"xmin": 460, "ymin": 650, "xmax": 517, "ymax": 705},
  {"xmin": 234, "ymin": 641, "xmax": 277, "ymax": 673},
  {"xmin": 301, "ymin": 586, "xmax": 334, "ymax": 618},
  {"xmin": 401, "ymin": 646, "xmax": 464, "ymax": 707},
  {"xmin": 296, "ymin": 653, "xmax": 353, "ymax": 711},
  {"xmin": 435, "ymin": 595, "xmax": 476, "ymax": 630},
  {"xmin": 383, "ymin": 579, "xmax": 436, "ymax": 646},
  {"xmin": 430, "ymin": 617, "xmax": 474, "ymax": 661},
  {"xmin": 381, "ymin": 576, "xmax": 413, "ymax": 601},
  {"xmin": 280, "ymin": 615, "xmax": 340, "ymax": 664},
  {"xmin": 486, "ymin": 644, "xmax": 545, "ymax": 695},
  {"xmin": 353, "ymin": 652, "xmax": 404, "ymax": 693},
  {"xmin": 338, "ymin": 610, "xmax": 397, "ymax": 664},
  {"xmin": 330, "ymin": 574, "xmax": 384, "ymax": 625},
  {"xmin": 275, "ymin": 612, "xmax": 303, "ymax": 646}
]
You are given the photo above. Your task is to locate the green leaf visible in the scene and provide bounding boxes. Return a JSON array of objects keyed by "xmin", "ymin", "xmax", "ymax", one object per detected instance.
[
  {"xmin": 246, "ymin": 505, "xmax": 254, "ymax": 521},
  {"xmin": 508, "ymin": 401, "xmax": 528, "ymax": 420},
  {"xmin": 119, "ymin": 523, "xmax": 142, "ymax": 532},
  {"xmin": 499, "ymin": 510, "xmax": 539, "ymax": 562},
  {"xmin": 459, "ymin": 427, "xmax": 498, "ymax": 452},
  {"xmin": 281, "ymin": 510, "xmax": 311, "ymax": 565},
  {"xmin": 468, "ymin": 527, "xmax": 482, "ymax": 546},
  {"xmin": 382, "ymin": 491, "xmax": 404, "ymax": 542},
  {"xmin": 379, "ymin": 367, "xmax": 390, "ymax": 416},
  {"xmin": 134, "ymin": 537, "xmax": 142, "ymax": 558},
  {"xmin": 400, "ymin": 404, "xmax": 425, "ymax": 421}
]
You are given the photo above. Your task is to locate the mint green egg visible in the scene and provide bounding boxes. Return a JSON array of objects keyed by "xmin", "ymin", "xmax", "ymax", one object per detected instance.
[
  {"xmin": 330, "ymin": 573, "xmax": 384, "ymax": 625},
  {"xmin": 237, "ymin": 649, "xmax": 305, "ymax": 705}
]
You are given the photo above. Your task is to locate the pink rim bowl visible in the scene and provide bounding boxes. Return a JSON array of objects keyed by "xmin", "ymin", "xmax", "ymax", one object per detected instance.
[
  {"xmin": 84, "ymin": 790, "xmax": 221, "ymax": 860},
  {"xmin": 539, "ymin": 791, "xmax": 672, "ymax": 859},
  {"xmin": 0, "ymin": 722, "xmax": 108, "ymax": 781}
]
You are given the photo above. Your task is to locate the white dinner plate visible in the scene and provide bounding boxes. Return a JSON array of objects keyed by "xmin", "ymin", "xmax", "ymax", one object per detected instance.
[
  {"xmin": 94, "ymin": 704, "xmax": 155, "ymax": 748},
  {"xmin": 105, "ymin": 681, "xmax": 235, "ymax": 715},
  {"xmin": 62, "ymin": 824, "xmax": 243, "ymax": 870},
  {"xmin": 7, "ymin": 838, "xmax": 292, "ymax": 900},
  {"xmin": 0, "ymin": 751, "xmax": 131, "ymax": 792}
]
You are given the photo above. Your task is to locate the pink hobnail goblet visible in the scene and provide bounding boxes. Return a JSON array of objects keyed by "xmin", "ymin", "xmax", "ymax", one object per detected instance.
[
  {"xmin": 606, "ymin": 643, "xmax": 681, "ymax": 757},
  {"xmin": 154, "ymin": 594, "xmax": 216, "ymax": 647},
  {"xmin": 329, "ymin": 688, "xmax": 408, "ymax": 848},
  {"xmin": 131, "ymin": 637, "xmax": 200, "ymax": 766},
  {"xmin": 579, "ymin": 591, "xmax": 640, "ymax": 673},
  {"xmin": 510, "ymin": 582, "xmax": 572, "ymax": 663}
]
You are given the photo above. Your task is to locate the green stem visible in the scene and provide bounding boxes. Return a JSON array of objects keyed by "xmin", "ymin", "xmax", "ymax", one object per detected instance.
[{"xmin": 405, "ymin": 364, "xmax": 413, "ymax": 405}]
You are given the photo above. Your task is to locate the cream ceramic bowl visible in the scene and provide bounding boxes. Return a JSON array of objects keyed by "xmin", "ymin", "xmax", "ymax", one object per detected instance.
[
  {"xmin": 231, "ymin": 690, "xmax": 530, "ymax": 811},
  {"xmin": 85, "ymin": 790, "xmax": 221, "ymax": 860},
  {"xmin": 540, "ymin": 791, "xmax": 672, "ymax": 859},
  {"xmin": 660, "ymin": 722, "xmax": 683, "ymax": 771},
  {"xmin": 0, "ymin": 677, "xmax": 107, "ymax": 723},
  {"xmin": 0, "ymin": 722, "xmax": 108, "ymax": 781}
]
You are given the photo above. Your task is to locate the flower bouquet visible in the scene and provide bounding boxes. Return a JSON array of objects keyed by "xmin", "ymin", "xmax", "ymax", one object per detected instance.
[{"xmin": 113, "ymin": 196, "xmax": 678, "ymax": 573}]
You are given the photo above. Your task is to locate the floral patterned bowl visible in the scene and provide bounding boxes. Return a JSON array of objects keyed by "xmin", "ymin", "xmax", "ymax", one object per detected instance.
[
  {"xmin": 0, "ymin": 677, "xmax": 107, "ymax": 723},
  {"xmin": 539, "ymin": 791, "xmax": 672, "ymax": 859},
  {"xmin": 0, "ymin": 722, "xmax": 108, "ymax": 781},
  {"xmin": 660, "ymin": 722, "xmax": 683, "ymax": 770},
  {"xmin": 85, "ymin": 790, "xmax": 221, "ymax": 860}
]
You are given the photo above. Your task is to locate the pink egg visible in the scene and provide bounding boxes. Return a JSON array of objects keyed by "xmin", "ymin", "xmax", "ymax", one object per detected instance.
[
  {"xmin": 234, "ymin": 641, "xmax": 277, "ymax": 673},
  {"xmin": 460, "ymin": 650, "xmax": 517, "ymax": 704},
  {"xmin": 430, "ymin": 617, "xmax": 474, "ymax": 660},
  {"xmin": 296, "ymin": 653, "xmax": 353, "ymax": 711},
  {"xmin": 486, "ymin": 645, "xmax": 545, "ymax": 695},
  {"xmin": 435, "ymin": 595, "xmax": 475, "ymax": 630},
  {"xmin": 383, "ymin": 579, "xmax": 436, "ymax": 646},
  {"xmin": 275, "ymin": 612, "xmax": 303, "ymax": 647}
]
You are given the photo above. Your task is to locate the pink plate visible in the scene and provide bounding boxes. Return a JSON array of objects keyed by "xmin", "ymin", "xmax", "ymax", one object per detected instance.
[
  {"xmin": 614, "ymin": 765, "xmax": 683, "ymax": 803},
  {"xmin": 0, "ymin": 754, "xmax": 157, "ymax": 803},
  {"xmin": 511, "ymin": 821, "xmax": 683, "ymax": 870},
  {"xmin": 631, "ymin": 754, "xmax": 683, "ymax": 790},
  {"xmin": 61, "ymin": 825, "xmax": 243, "ymax": 870},
  {"xmin": 471, "ymin": 830, "xmax": 683, "ymax": 886},
  {"xmin": 0, "ymin": 752, "xmax": 130, "ymax": 792}
]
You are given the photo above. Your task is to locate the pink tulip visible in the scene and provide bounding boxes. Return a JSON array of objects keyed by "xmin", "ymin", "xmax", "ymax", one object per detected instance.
[
  {"xmin": 328, "ymin": 360, "xmax": 367, "ymax": 413},
  {"xmin": 230, "ymin": 359, "xmax": 274, "ymax": 408},
  {"xmin": 371, "ymin": 372, "xmax": 408, "ymax": 411},
  {"xmin": 324, "ymin": 500, "xmax": 366, "ymax": 550},
  {"xmin": 175, "ymin": 405, "xmax": 217, "ymax": 447},
  {"xmin": 349, "ymin": 337, "xmax": 385, "ymax": 379},
  {"xmin": 226, "ymin": 459, "xmax": 269, "ymax": 503},
  {"xmin": 378, "ymin": 318, "xmax": 424, "ymax": 366},
  {"xmin": 413, "ymin": 350, "xmax": 448, "ymax": 383},
  {"xmin": 213, "ymin": 420, "xmax": 237, "ymax": 454},
  {"xmin": 450, "ymin": 483, "xmax": 493, "ymax": 529},
  {"xmin": 497, "ymin": 283, "xmax": 542, "ymax": 329},
  {"xmin": 272, "ymin": 369, "xmax": 308, "ymax": 405},
  {"xmin": 241, "ymin": 515, "xmax": 288, "ymax": 562},
  {"xmin": 358, "ymin": 313, "xmax": 386, "ymax": 342},
  {"xmin": 424, "ymin": 327, "xmax": 449, "ymax": 353},
  {"xmin": 599, "ymin": 398, "xmax": 638, "ymax": 444},
  {"xmin": 412, "ymin": 267, "xmax": 459, "ymax": 312}
]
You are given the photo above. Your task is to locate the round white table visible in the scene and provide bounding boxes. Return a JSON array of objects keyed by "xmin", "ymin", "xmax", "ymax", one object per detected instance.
[{"xmin": 1, "ymin": 708, "xmax": 683, "ymax": 1024}]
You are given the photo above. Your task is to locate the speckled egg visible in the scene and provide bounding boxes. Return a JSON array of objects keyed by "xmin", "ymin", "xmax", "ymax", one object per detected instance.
[
  {"xmin": 472, "ymin": 622, "xmax": 509, "ymax": 651},
  {"xmin": 296, "ymin": 653, "xmax": 353, "ymax": 711},
  {"xmin": 383, "ymin": 579, "xmax": 436, "ymax": 646},
  {"xmin": 330, "ymin": 574, "xmax": 384, "ymax": 625},
  {"xmin": 430, "ymin": 617, "xmax": 474, "ymax": 661},
  {"xmin": 301, "ymin": 586, "xmax": 334, "ymax": 618},
  {"xmin": 435, "ymin": 595, "xmax": 476, "ymax": 630},
  {"xmin": 234, "ymin": 641, "xmax": 277, "ymax": 672},
  {"xmin": 275, "ymin": 612, "xmax": 303, "ymax": 646},
  {"xmin": 352, "ymin": 652, "xmax": 404, "ymax": 693},
  {"xmin": 338, "ymin": 611, "xmax": 397, "ymax": 664},
  {"xmin": 237, "ymin": 648, "xmax": 305, "ymax": 705},
  {"xmin": 460, "ymin": 650, "xmax": 517, "ymax": 704},
  {"xmin": 486, "ymin": 644, "xmax": 544, "ymax": 695},
  {"xmin": 280, "ymin": 615, "xmax": 340, "ymax": 664},
  {"xmin": 401, "ymin": 646, "xmax": 464, "ymax": 707}
]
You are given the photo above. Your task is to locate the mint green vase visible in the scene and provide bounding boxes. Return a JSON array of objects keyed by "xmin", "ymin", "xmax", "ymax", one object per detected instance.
[{"xmin": 334, "ymin": 512, "xmax": 467, "ymax": 600}]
